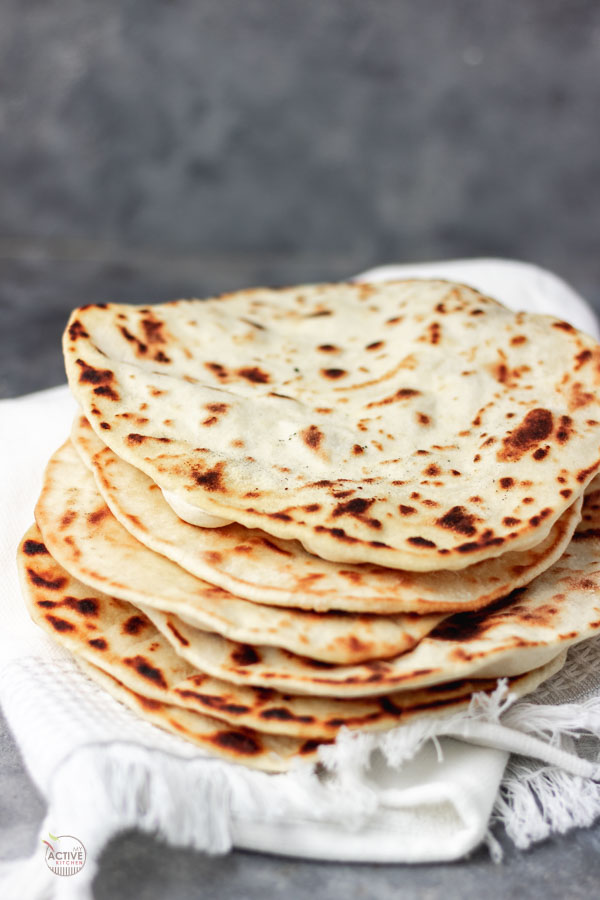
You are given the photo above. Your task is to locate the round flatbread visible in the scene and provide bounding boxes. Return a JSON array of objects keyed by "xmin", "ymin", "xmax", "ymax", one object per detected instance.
[
  {"xmin": 72, "ymin": 415, "xmax": 583, "ymax": 615},
  {"xmin": 75, "ymin": 660, "xmax": 317, "ymax": 773},
  {"xmin": 132, "ymin": 494, "xmax": 600, "ymax": 698},
  {"xmin": 35, "ymin": 441, "xmax": 443, "ymax": 662},
  {"xmin": 18, "ymin": 526, "xmax": 565, "ymax": 742},
  {"xmin": 64, "ymin": 281, "xmax": 600, "ymax": 569}
]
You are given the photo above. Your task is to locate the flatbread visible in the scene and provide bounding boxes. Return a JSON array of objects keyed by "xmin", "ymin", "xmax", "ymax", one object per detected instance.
[
  {"xmin": 18, "ymin": 526, "xmax": 565, "ymax": 742},
  {"xmin": 75, "ymin": 660, "xmax": 316, "ymax": 773},
  {"xmin": 75, "ymin": 652, "xmax": 567, "ymax": 746},
  {"xmin": 64, "ymin": 280, "xmax": 600, "ymax": 569},
  {"xmin": 72, "ymin": 415, "xmax": 583, "ymax": 615},
  {"xmin": 35, "ymin": 441, "xmax": 443, "ymax": 662},
  {"xmin": 135, "ymin": 494, "xmax": 600, "ymax": 697}
]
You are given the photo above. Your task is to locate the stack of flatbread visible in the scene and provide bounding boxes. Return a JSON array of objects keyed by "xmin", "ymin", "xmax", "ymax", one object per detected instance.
[{"xmin": 17, "ymin": 280, "xmax": 600, "ymax": 772}]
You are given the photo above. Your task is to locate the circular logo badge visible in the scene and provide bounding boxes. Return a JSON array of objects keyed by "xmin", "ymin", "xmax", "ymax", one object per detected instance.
[{"xmin": 43, "ymin": 834, "xmax": 86, "ymax": 876}]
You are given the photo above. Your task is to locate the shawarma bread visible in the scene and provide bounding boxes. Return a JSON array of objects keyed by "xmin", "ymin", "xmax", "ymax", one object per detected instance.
[
  {"xmin": 135, "ymin": 492, "xmax": 600, "ymax": 698},
  {"xmin": 64, "ymin": 280, "xmax": 600, "ymax": 569},
  {"xmin": 76, "ymin": 660, "xmax": 318, "ymax": 772},
  {"xmin": 17, "ymin": 526, "xmax": 566, "ymax": 742},
  {"xmin": 35, "ymin": 441, "xmax": 443, "ymax": 663},
  {"xmin": 71, "ymin": 415, "xmax": 583, "ymax": 615}
]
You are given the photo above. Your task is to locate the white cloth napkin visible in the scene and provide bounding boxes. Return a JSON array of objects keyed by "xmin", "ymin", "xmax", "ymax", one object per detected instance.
[{"xmin": 2, "ymin": 259, "xmax": 600, "ymax": 900}]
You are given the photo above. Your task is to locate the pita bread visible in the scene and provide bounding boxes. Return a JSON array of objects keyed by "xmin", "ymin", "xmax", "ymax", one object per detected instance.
[
  {"xmin": 75, "ymin": 660, "xmax": 317, "ymax": 772},
  {"xmin": 35, "ymin": 441, "xmax": 443, "ymax": 663},
  {"xmin": 75, "ymin": 652, "xmax": 562, "ymax": 773},
  {"xmin": 136, "ymin": 493, "xmax": 600, "ymax": 697},
  {"xmin": 17, "ymin": 526, "xmax": 565, "ymax": 742},
  {"xmin": 72, "ymin": 415, "xmax": 583, "ymax": 615},
  {"xmin": 64, "ymin": 280, "xmax": 600, "ymax": 570}
]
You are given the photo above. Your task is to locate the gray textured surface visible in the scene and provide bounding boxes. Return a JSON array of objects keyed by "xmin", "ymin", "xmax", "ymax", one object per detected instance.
[
  {"xmin": 2, "ymin": 1, "xmax": 599, "ymax": 272},
  {"xmin": 2, "ymin": 1, "xmax": 600, "ymax": 397},
  {"xmin": 3, "ymin": 2, "xmax": 600, "ymax": 896}
]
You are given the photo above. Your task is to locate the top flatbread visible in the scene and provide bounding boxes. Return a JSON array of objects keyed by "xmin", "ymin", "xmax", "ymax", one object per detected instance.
[{"xmin": 63, "ymin": 280, "xmax": 600, "ymax": 570}]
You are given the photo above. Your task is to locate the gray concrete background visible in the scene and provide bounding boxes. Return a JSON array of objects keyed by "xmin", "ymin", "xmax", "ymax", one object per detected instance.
[
  {"xmin": 2, "ymin": 2, "xmax": 600, "ymax": 897},
  {"xmin": 1, "ymin": 1, "xmax": 600, "ymax": 396}
]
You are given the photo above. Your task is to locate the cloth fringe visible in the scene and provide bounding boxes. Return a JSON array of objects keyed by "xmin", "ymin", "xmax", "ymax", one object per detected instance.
[
  {"xmin": 489, "ymin": 695, "xmax": 600, "ymax": 854},
  {"xmin": 317, "ymin": 679, "xmax": 600, "ymax": 780},
  {"xmin": 3, "ymin": 682, "xmax": 600, "ymax": 898},
  {"xmin": 0, "ymin": 745, "xmax": 234, "ymax": 900},
  {"xmin": 318, "ymin": 679, "xmax": 514, "ymax": 776},
  {"xmin": 494, "ymin": 763, "xmax": 600, "ymax": 849},
  {"xmin": 0, "ymin": 739, "xmax": 380, "ymax": 900},
  {"xmin": 502, "ymin": 696, "xmax": 600, "ymax": 743}
]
